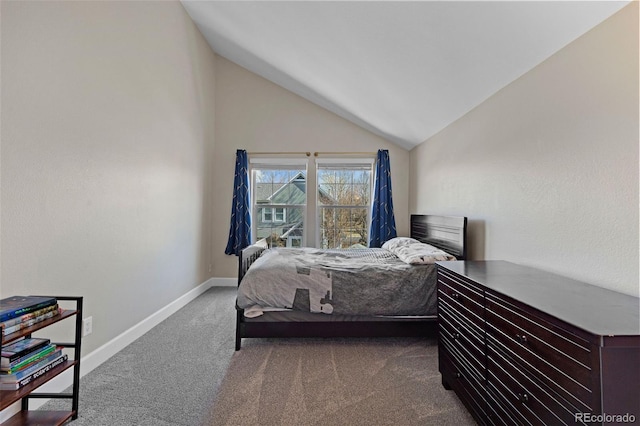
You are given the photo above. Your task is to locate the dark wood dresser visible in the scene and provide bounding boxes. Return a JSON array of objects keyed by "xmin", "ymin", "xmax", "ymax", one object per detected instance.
[{"xmin": 436, "ymin": 261, "xmax": 640, "ymax": 426}]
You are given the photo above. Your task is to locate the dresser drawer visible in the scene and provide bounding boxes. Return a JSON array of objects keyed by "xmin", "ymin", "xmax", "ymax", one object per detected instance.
[
  {"xmin": 485, "ymin": 292, "xmax": 598, "ymax": 410},
  {"xmin": 486, "ymin": 332, "xmax": 594, "ymax": 415},
  {"xmin": 438, "ymin": 287, "xmax": 485, "ymax": 332},
  {"xmin": 439, "ymin": 307, "xmax": 485, "ymax": 381},
  {"xmin": 485, "ymin": 389, "xmax": 522, "ymax": 426},
  {"xmin": 486, "ymin": 292, "xmax": 595, "ymax": 366},
  {"xmin": 438, "ymin": 268, "xmax": 485, "ymax": 306},
  {"xmin": 487, "ymin": 344, "xmax": 591, "ymax": 425},
  {"xmin": 439, "ymin": 338, "xmax": 486, "ymax": 393},
  {"xmin": 484, "ymin": 309, "xmax": 595, "ymax": 395},
  {"xmin": 439, "ymin": 270, "xmax": 485, "ymax": 322},
  {"xmin": 438, "ymin": 294, "xmax": 484, "ymax": 343},
  {"xmin": 439, "ymin": 348, "xmax": 486, "ymax": 424},
  {"xmin": 439, "ymin": 284, "xmax": 485, "ymax": 331}
]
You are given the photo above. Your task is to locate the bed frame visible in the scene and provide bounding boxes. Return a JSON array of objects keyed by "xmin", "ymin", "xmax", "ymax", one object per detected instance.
[{"xmin": 235, "ymin": 214, "xmax": 467, "ymax": 350}]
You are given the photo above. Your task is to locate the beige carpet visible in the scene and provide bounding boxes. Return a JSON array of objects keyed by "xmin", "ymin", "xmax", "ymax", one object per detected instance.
[{"xmin": 204, "ymin": 337, "xmax": 476, "ymax": 426}]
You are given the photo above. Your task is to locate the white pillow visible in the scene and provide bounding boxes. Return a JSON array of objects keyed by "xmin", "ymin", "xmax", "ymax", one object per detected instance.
[
  {"xmin": 381, "ymin": 237, "xmax": 420, "ymax": 251},
  {"xmin": 388, "ymin": 242, "xmax": 456, "ymax": 265}
]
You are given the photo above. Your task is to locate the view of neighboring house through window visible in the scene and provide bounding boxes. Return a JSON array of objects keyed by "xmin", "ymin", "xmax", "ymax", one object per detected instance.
[
  {"xmin": 317, "ymin": 160, "xmax": 373, "ymax": 249},
  {"xmin": 261, "ymin": 207, "xmax": 286, "ymax": 222},
  {"xmin": 250, "ymin": 157, "xmax": 373, "ymax": 249},
  {"xmin": 251, "ymin": 162, "xmax": 306, "ymax": 248}
]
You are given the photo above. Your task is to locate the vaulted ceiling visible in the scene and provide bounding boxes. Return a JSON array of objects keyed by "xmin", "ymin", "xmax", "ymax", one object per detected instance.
[{"xmin": 181, "ymin": 1, "xmax": 629, "ymax": 150}]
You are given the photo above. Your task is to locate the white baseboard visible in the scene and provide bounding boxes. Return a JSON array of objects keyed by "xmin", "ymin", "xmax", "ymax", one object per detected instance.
[
  {"xmin": 0, "ymin": 279, "xmax": 214, "ymax": 419},
  {"xmin": 79, "ymin": 278, "xmax": 215, "ymax": 376}
]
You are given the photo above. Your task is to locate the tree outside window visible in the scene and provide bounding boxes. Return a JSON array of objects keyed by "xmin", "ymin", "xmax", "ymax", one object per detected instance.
[{"xmin": 317, "ymin": 163, "xmax": 372, "ymax": 249}]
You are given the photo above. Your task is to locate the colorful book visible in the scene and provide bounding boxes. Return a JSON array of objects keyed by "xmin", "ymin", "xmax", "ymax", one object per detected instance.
[
  {"xmin": 0, "ymin": 348, "xmax": 63, "ymax": 382},
  {"xmin": 0, "ymin": 353, "xmax": 68, "ymax": 390},
  {"xmin": 1, "ymin": 309, "xmax": 59, "ymax": 336},
  {"xmin": 1, "ymin": 338, "xmax": 50, "ymax": 363},
  {"xmin": 0, "ymin": 296, "xmax": 57, "ymax": 323},
  {"xmin": 1, "ymin": 304, "xmax": 59, "ymax": 329},
  {"xmin": 1, "ymin": 344, "xmax": 56, "ymax": 372}
]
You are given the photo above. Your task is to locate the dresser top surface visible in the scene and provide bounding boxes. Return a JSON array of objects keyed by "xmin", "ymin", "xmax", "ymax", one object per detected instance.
[{"xmin": 436, "ymin": 260, "xmax": 640, "ymax": 337}]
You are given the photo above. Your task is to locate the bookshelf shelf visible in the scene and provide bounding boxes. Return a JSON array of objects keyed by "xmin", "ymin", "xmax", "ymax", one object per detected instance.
[
  {"xmin": 2, "ymin": 411, "xmax": 74, "ymax": 426},
  {"xmin": 0, "ymin": 296, "xmax": 82, "ymax": 426}
]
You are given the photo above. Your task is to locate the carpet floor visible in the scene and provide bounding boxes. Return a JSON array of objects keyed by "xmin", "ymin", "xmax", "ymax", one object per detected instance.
[
  {"xmin": 39, "ymin": 287, "xmax": 238, "ymax": 426},
  {"xmin": 204, "ymin": 337, "xmax": 476, "ymax": 426},
  {"xmin": 38, "ymin": 286, "xmax": 475, "ymax": 425}
]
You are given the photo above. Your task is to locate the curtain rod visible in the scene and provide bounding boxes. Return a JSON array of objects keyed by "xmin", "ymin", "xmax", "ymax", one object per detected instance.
[
  {"xmin": 247, "ymin": 151, "xmax": 378, "ymax": 157},
  {"xmin": 313, "ymin": 151, "xmax": 377, "ymax": 157},
  {"xmin": 248, "ymin": 151, "xmax": 311, "ymax": 156}
]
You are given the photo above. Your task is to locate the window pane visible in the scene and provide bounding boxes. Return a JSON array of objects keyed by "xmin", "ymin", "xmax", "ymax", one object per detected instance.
[
  {"xmin": 317, "ymin": 163, "xmax": 371, "ymax": 248},
  {"xmin": 252, "ymin": 166, "xmax": 306, "ymax": 248},
  {"xmin": 255, "ymin": 207, "xmax": 304, "ymax": 247},
  {"xmin": 318, "ymin": 207, "xmax": 368, "ymax": 249},
  {"xmin": 261, "ymin": 208, "xmax": 273, "ymax": 222},
  {"xmin": 317, "ymin": 168, "xmax": 371, "ymax": 206}
]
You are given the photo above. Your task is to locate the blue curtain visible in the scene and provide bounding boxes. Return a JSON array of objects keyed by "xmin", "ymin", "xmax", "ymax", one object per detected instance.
[
  {"xmin": 369, "ymin": 149, "xmax": 397, "ymax": 248},
  {"xmin": 225, "ymin": 150, "xmax": 252, "ymax": 256}
]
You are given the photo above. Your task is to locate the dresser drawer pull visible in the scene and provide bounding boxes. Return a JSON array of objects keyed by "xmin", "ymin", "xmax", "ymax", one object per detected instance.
[
  {"xmin": 515, "ymin": 334, "xmax": 528, "ymax": 344},
  {"xmin": 454, "ymin": 372, "xmax": 462, "ymax": 379},
  {"xmin": 451, "ymin": 292, "xmax": 460, "ymax": 300},
  {"xmin": 452, "ymin": 332, "xmax": 461, "ymax": 340},
  {"xmin": 517, "ymin": 392, "xmax": 529, "ymax": 404}
]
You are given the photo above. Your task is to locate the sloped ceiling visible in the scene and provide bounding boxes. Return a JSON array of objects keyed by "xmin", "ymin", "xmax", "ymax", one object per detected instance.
[{"xmin": 181, "ymin": 1, "xmax": 629, "ymax": 150}]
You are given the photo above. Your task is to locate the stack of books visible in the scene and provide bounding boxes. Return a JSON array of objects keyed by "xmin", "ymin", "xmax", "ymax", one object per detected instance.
[
  {"xmin": 0, "ymin": 296, "xmax": 67, "ymax": 391},
  {"xmin": 1, "ymin": 296, "xmax": 60, "ymax": 337},
  {"xmin": 0, "ymin": 339, "xmax": 67, "ymax": 390}
]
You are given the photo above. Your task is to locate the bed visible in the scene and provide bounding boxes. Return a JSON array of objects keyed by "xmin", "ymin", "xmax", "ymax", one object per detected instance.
[{"xmin": 235, "ymin": 214, "xmax": 467, "ymax": 350}]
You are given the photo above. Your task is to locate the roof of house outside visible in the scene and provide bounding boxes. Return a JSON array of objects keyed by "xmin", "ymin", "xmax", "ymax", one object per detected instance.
[{"xmin": 254, "ymin": 172, "xmax": 335, "ymax": 204}]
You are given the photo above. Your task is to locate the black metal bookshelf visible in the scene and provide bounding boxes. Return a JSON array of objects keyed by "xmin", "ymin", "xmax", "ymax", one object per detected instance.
[{"xmin": 0, "ymin": 296, "xmax": 83, "ymax": 426}]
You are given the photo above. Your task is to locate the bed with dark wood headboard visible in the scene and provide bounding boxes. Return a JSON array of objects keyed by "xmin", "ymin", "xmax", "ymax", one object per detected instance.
[{"xmin": 235, "ymin": 214, "xmax": 467, "ymax": 350}]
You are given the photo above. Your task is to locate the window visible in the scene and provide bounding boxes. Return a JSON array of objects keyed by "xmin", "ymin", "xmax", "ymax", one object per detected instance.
[
  {"xmin": 251, "ymin": 160, "xmax": 307, "ymax": 248},
  {"xmin": 287, "ymin": 236, "xmax": 302, "ymax": 247},
  {"xmin": 317, "ymin": 161, "xmax": 373, "ymax": 249},
  {"xmin": 262, "ymin": 208, "xmax": 273, "ymax": 222},
  {"xmin": 250, "ymin": 156, "xmax": 373, "ymax": 249},
  {"xmin": 261, "ymin": 207, "xmax": 286, "ymax": 223}
]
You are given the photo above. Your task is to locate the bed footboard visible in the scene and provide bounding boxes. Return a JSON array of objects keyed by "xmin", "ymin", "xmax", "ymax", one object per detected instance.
[
  {"xmin": 237, "ymin": 239, "xmax": 268, "ymax": 286},
  {"xmin": 236, "ymin": 239, "xmax": 268, "ymax": 350}
]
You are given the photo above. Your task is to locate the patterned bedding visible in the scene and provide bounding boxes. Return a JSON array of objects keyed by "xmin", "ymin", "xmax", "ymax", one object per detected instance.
[{"xmin": 237, "ymin": 247, "xmax": 441, "ymax": 317}]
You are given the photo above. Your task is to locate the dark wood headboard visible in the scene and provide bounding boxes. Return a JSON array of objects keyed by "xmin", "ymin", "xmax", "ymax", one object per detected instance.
[{"xmin": 410, "ymin": 215, "xmax": 467, "ymax": 260}]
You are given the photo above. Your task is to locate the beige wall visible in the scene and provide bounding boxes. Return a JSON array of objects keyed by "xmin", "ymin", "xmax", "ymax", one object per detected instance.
[
  {"xmin": 213, "ymin": 56, "xmax": 409, "ymax": 278},
  {"xmin": 1, "ymin": 1, "xmax": 217, "ymax": 354},
  {"xmin": 410, "ymin": 3, "xmax": 639, "ymax": 296}
]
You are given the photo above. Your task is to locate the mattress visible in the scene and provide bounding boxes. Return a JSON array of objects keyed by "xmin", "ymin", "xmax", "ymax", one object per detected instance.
[{"xmin": 237, "ymin": 247, "xmax": 439, "ymax": 317}]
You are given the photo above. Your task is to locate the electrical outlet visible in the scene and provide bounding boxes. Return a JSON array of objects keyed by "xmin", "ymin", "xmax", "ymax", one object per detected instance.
[{"xmin": 83, "ymin": 316, "xmax": 93, "ymax": 337}]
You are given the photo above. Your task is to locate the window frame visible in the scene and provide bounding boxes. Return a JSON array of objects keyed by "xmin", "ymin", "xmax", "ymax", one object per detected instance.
[
  {"xmin": 315, "ymin": 158, "xmax": 375, "ymax": 249},
  {"xmin": 249, "ymin": 158, "xmax": 309, "ymax": 247},
  {"xmin": 260, "ymin": 207, "xmax": 286, "ymax": 223},
  {"xmin": 274, "ymin": 207, "xmax": 286, "ymax": 222},
  {"xmin": 261, "ymin": 208, "xmax": 273, "ymax": 223}
]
